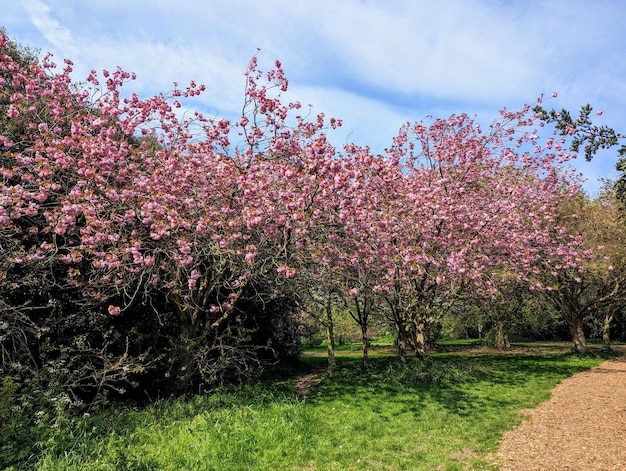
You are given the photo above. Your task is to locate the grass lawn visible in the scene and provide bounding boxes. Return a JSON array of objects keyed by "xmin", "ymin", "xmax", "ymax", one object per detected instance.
[{"xmin": 12, "ymin": 346, "xmax": 609, "ymax": 471}]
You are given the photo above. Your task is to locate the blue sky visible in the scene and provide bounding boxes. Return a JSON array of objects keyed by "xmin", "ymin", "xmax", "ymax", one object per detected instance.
[{"xmin": 4, "ymin": 0, "xmax": 626, "ymax": 195}]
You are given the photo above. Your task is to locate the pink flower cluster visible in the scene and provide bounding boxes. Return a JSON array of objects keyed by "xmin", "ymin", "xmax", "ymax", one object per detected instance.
[{"xmin": 0, "ymin": 32, "xmax": 591, "ymax": 324}]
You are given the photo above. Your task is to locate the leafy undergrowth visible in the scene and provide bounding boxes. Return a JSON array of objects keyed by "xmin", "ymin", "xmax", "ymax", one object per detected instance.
[{"xmin": 8, "ymin": 349, "xmax": 607, "ymax": 471}]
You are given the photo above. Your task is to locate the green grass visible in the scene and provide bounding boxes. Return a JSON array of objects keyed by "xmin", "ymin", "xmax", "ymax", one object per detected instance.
[{"xmin": 11, "ymin": 350, "xmax": 609, "ymax": 471}]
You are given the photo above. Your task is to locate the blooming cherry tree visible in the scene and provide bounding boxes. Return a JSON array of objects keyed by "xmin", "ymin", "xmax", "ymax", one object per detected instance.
[
  {"xmin": 327, "ymin": 109, "xmax": 583, "ymax": 357},
  {"xmin": 1, "ymin": 29, "xmax": 601, "ymax": 398},
  {"xmin": 0, "ymin": 35, "xmax": 339, "ymax": 386}
]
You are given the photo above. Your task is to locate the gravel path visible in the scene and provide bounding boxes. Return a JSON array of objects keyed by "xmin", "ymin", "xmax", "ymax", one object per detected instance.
[{"xmin": 492, "ymin": 352, "xmax": 626, "ymax": 470}]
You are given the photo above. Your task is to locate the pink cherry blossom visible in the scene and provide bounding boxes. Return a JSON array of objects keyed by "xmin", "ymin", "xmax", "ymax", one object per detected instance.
[
  {"xmin": 0, "ymin": 30, "xmax": 593, "ymax": 363},
  {"xmin": 108, "ymin": 305, "xmax": 121, "ymax": 316}
]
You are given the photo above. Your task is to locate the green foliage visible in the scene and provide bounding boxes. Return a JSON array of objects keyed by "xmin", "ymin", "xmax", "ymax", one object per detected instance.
[
  {"xmin": 0, "ymin": 376, "xmax": 30, "ymax": 467},
  {"xmin": 0, "ymin": 374, "xmax": 79, "ymax": 470},
  {"xmin": 533, "ymin": 103, "xmax": 626, "ymax": 201},
  {"xmin": 533, "ymin": 104, "xmax": 625, "ymax": 162}
]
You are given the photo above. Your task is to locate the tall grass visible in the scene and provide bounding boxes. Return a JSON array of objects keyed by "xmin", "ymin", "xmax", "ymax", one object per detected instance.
[{"xmin": 8, "ymin": 350, "xmax": 608, "ymax": 471}]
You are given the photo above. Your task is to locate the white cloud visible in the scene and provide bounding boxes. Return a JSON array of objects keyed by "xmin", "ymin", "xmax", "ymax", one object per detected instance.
[
  {"xmin": 21, "ymin": 0, "xmax": 79, "ymax": 57},
  {"xmin": 4, "ymin": 0, "xmax": 626, "ymax": 194},
  {"xmin": 285, "ymin": 83, "xmax": 414, "ymax": 153},
  {"xmin": 311, "ymin": 1, "xmax": 532, "ymax": 100},
  {"xmin": 66, "ymin": 38, "xmax": 247, "ymax": 114}
]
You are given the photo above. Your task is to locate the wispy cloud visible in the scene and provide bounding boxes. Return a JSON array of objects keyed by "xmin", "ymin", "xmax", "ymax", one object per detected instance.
[
  {"xmin": 21, "ymin": 0, "xmax": 78, "ymax": 57},
  {"xmin": 4, "ymin": 0, "xmax": 626, "ymax": 193}
]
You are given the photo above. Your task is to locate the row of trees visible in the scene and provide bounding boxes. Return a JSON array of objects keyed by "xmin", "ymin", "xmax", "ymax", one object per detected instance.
[
  {"xmin": 315, "ymin": 177, "xmax": 626, "ymax": 357},
  {"xmin": 1, "ymin": 31, "xmax": 623, "ymax": 404},
  {"xmin": 450, "ymin": 182, "xmax": 626, "ymax": 353}
]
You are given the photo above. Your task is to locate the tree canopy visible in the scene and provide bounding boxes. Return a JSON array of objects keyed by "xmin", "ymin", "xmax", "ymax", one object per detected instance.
[{"xmin": 0, "ymin": 30, "xmax": 621, "ymax": 406}]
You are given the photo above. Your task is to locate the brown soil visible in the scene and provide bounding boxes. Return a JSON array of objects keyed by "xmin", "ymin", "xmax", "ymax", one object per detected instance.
[
  {"xmin": 295, "ymin": 369, "xmax": 324, "ymax": 399},
  {"xmin": 491, "ymin": 348, "xmax": 626, "ymax": 470}
]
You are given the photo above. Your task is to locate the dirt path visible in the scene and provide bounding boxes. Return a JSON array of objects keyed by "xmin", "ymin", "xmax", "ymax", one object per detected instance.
[{"xmin": 492, "ymin": 352, "xmax": 626, "ymax": 470}]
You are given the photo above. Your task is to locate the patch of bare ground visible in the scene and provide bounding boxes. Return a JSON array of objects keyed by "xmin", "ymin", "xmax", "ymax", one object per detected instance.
[
  {"xmin": 437, "ymin": 342, "xmax": 576, "ymax": 356},
  {"xmin": 302, "ymin": 342, "xmax": 598, "ymax": 358},
  {"xmin": 295, "ymin": 369, "xmax": 324, "ymax": 399},
  {"xmin": 491, "ymin": 348, "xmax": 626, "ymax": 470}
]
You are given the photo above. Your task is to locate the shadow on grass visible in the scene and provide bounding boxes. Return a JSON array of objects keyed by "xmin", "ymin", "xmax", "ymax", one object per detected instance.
[
  {"xmin": 29, "ymin": 349, "xmax": 610, "ymax": 471},
  {"xmin": 304, "ymin": 352, "xmax": 605, "ymax": 425}
]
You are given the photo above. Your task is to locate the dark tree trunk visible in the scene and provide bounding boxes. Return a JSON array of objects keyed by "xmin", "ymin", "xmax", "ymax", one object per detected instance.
[
  {"xmin": 361, "ymin": 323, "xmax": 369, "ymax": 371},
  {"xmin": 325, "ymin": 296, "xmax": 336, "ymax": 378},
  {"xmin": 350, "ymin": 296, "xmax": 370, "ymax": 371},
  {"xmin": 397, "ymin": 324, "xmax": 408, "ymax": 363}
]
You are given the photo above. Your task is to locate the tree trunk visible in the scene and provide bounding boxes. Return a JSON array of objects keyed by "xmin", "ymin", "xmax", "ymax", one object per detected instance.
[
  {"xmin": 494, "ymin": 321, "xmax": 510, "ymax": 350},
  {"xmin": 568, "ymin": 317, "xmax": 588, "ymax": 354},
  {"xmin": 361, "ymin": 324, "xmax": 369, "ymax": 371},
  {"xmin": 602, "ymin": 310, "xmax": 615, "ymax": 350},
  {"xmin": 325, "ymin": 296, "xmax": 336, "ymax": 378},
  {"xmin": 414, "ymin": 315, "xmax": 427, "ymax": 359},
  {"xmin": 173, "ymin": 303, "xmax": 204, "ymax": 392},
  {"xmin": 397, "ymin": 325, "xmax": 408, "ymax": 363}
]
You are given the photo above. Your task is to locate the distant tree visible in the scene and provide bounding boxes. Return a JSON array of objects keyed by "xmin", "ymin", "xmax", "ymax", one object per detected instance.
[
  {"xmin": 488, "ymin": 285, "xmax": 525, "ymax": 349},
  {"xmin": 540, "ymin": 187, "xmax": 626, "ymax": 353},
  {"xmin": 591, "ymin": 183, "xmax": 626, "ymax": 349},
  {"xmin": 343, "ymin": 290, "xmax": 377, "ymax": 370},
  {"xmin": 445, "ymin": 298, "xmax": 490, "ymax": 340},
  {"xmin": 514, "ymin": 289, "xmax": 568, "ymax": 341}
]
